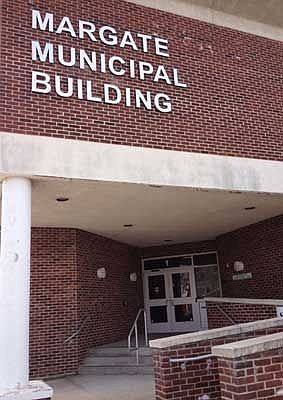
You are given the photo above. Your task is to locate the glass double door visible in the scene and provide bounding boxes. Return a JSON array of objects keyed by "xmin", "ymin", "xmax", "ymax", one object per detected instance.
[{"xmin": 144, "ymin": 266, "xmax": 201, "ymax": 333}]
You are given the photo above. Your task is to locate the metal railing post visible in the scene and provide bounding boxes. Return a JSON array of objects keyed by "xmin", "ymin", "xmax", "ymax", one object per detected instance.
[
  {"xmin": 215, "ymin": 304, "xmax": 236, "ymax": 325},
  {"xmin": 144, "ymin": 309, "xmax": 148, "ymax": 346},
  {"xmin": 127, "ymin": 308, "xmax": 149, "ymax": 364},
  {"xmin": 135, "ymin": 323, "xmax": 139, "ymax": 364},
  {"xmin": 64, "ymin": 315, "xmax": 90, "ymax": 344}
]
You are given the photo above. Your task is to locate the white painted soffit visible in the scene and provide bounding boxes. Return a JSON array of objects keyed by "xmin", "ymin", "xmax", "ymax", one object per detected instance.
[
  {"xmin": 127, "ymin": 0, "xmax": 283, "ymax": 42},
  {"xmin": 0, "ymin": 132, "xmax": 282, "ymax": 194}
]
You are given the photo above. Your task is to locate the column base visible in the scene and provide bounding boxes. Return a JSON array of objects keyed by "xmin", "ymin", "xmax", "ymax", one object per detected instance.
[{"xmin": 0, "ymin": 381, "xmax": 53, "ymax": 400}]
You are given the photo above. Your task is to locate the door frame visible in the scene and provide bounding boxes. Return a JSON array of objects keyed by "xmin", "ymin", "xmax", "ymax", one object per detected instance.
[
  {"xmin": 167, "ymin": 265, "xmax": 200, "ymax": 332},
  {"xmin": 143, "ymin": 269, "xmax": 172, "ymax": 333},
  {"xmin": 142, "ymin": 251, "xmax": 222, "ymax": 333},
  {"xmin": 143, "ymin": 265, "xmax": 200, "ymax": 333}
]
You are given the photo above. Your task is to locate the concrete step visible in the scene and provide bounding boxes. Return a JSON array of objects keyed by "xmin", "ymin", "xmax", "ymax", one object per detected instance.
[
  {"xmin": 89, "ymin": 347, "xmax": 152, "ymax": 357},
  {"xmin": 79, "ymin": 365, "xmax": 154, "ymax": 375},
  {"xmin": 80, "ymin": 344, "xmax": 153, "ymax": 375},
  {"xmin": 83, "ymin": 355, "xmax": 154, "ymax": 367}
]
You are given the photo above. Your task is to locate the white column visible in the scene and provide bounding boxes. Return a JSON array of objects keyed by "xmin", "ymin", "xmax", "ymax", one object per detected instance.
[{"xmin": 0, "ymin": 177, "xmax": 32, "ymax": 390}]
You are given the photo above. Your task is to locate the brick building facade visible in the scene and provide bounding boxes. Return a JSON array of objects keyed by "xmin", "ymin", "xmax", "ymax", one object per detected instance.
[
  {"xmin": 0, "ymin": 0, "xmax": 282, "ymax": 399},
  {"xmin": 1, "ymin": 1, "xmax": 282, "ymax": 160},
  {"xmin": 28, "ymin": 213, "xmax": 283, "ymax": 378}
]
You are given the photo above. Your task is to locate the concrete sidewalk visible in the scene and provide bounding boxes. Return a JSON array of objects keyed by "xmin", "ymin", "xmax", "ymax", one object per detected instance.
[{"xmin": 47, "ymin": 374, "xmax": 155, "ymax": 400}]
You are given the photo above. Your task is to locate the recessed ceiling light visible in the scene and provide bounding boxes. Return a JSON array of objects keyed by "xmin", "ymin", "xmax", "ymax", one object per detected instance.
[
  {"xmin": 164, "ymin": 239, "xmax": 173, "ymax": 242},
  {"xmin": 124, "ymin": 224, "xmax": 133, "ymax": 227},
  {"xmin": 244, "ymin": 206, "xmax": 256, "ymax": 210},
  {"xmin": 56, "ymin": 197, "xmax": 69, "ymax": 202}
]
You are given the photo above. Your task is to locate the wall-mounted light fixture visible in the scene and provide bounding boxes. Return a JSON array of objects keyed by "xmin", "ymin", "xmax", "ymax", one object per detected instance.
[
  {"xmin": 130, "ymin": 272, "xmax": 137, "ymax": 282},
  {"xmin": 97, "ymin": 267, "xmax": 107, "ymax": 279},
  {"xmin": 233, "ymin": 261, "xmax": 244, "ymax": 272}
]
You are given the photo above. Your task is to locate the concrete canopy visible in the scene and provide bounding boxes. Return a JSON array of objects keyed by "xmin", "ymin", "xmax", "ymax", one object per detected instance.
[
  {"xmin": 16, "ymin": 178, "xmax": 283, "ymax": 247},
  {"xmin": 0, "ymin": 134, "xmax": 282, "ymax": 246},
  {"xmin": 128, "ymin": 0, "xmax": 283, "ymax": 41},
  {"xmin": 180, "ymin": 0, "xmax": 283, "ymax": 28}
]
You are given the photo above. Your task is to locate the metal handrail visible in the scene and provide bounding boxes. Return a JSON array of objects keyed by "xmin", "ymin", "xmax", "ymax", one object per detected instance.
[
  {"xmin": 170, "ymin": 353, "xmax": 215, "ymax": 370},
  {"xmin": 170, "ymin": 353, "xmax": 214, "ymax": 363},
  {"xmin": 128, "ymin": 308, "xmax": 148, "ymax": 364},
  {"xmin": 214, "ymin": 303, "xmax": 236, "ymax": 325},
  {"xmin": 64, "ymin": 315, "xmax": 90, "ymax": 344}
]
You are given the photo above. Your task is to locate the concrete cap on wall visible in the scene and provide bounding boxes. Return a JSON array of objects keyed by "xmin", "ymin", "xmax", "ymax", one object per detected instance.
[
  {"xmin": 212, "ymin": 331, "xmax": 283, "ymax": 359},
  {"xmin": 149, "ymin": 317, "xmax": 283, "ymax": 349}
]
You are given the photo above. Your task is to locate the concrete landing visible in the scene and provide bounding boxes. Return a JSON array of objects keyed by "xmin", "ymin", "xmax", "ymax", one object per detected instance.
[
  {"xmin": 80, "ymin": 342, "xmax": 153, "ymax": 375},
  {"xmin": 48, "ymin": 374, "xmax": 154, "ymax": 400}
]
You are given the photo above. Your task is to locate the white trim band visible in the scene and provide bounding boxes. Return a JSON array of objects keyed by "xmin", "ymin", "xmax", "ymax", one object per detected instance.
[{"xmin": 0, "ymin": 132, "xmax": 283, "ymax": 194}]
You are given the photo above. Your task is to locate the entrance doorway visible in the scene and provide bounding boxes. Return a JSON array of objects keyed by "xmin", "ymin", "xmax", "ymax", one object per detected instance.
[
  {"xmin": 144, "ymin": 267, "xmax": 199, "ymax": 332},
  {"xmin": 143, "ymin": 252, "xmax": 221, "ymax": 333}
]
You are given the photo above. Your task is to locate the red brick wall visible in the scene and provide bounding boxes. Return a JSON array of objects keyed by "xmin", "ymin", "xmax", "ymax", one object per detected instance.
[
  {"xmin": 30, "ymin": 228, "xmax": 78, "ymax": 379},
  {"xmin": 207, "ymin": 302, "xmax": 277, "ymax": 329},
  {"xmin": 218, "ymin": 348, "xmax": 283, "ymax": 399},
  {"xmin": 143, "ymin": 216, "xmax": 283, "ymax": 301},
  {"xmin": 0, "ymin": 0, "xmax": 282, "ymax": 160},
  {"xmin": 76, "ymin": 230, "xmax": 142, "ymax": 360},
  {"xmin": 152, "ymin": 324, "xmax": 283, "ymax": 400},
  {"xmin": 217, "ymin": 215, "xmax": 283, "ymax": 299},
  {"xmin": 29, "ymin": 227, "xmax": 141, "ymax": 379}
]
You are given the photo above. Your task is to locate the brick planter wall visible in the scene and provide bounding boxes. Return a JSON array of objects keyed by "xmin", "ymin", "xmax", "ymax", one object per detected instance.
[
  {"xmin": 218, "ymin": 348, "xmax": 283, "ymax": 399},
  {"xmin": 153, "ymin": 348, "xmax": 220, "ymax": 400},
  {"xmin": 151, "ymin": 321, "xmax": 283, "ymax": 400},
  {"xmin": 207, "ymin": 302, "xmax": 277, "ymax": 329}
]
